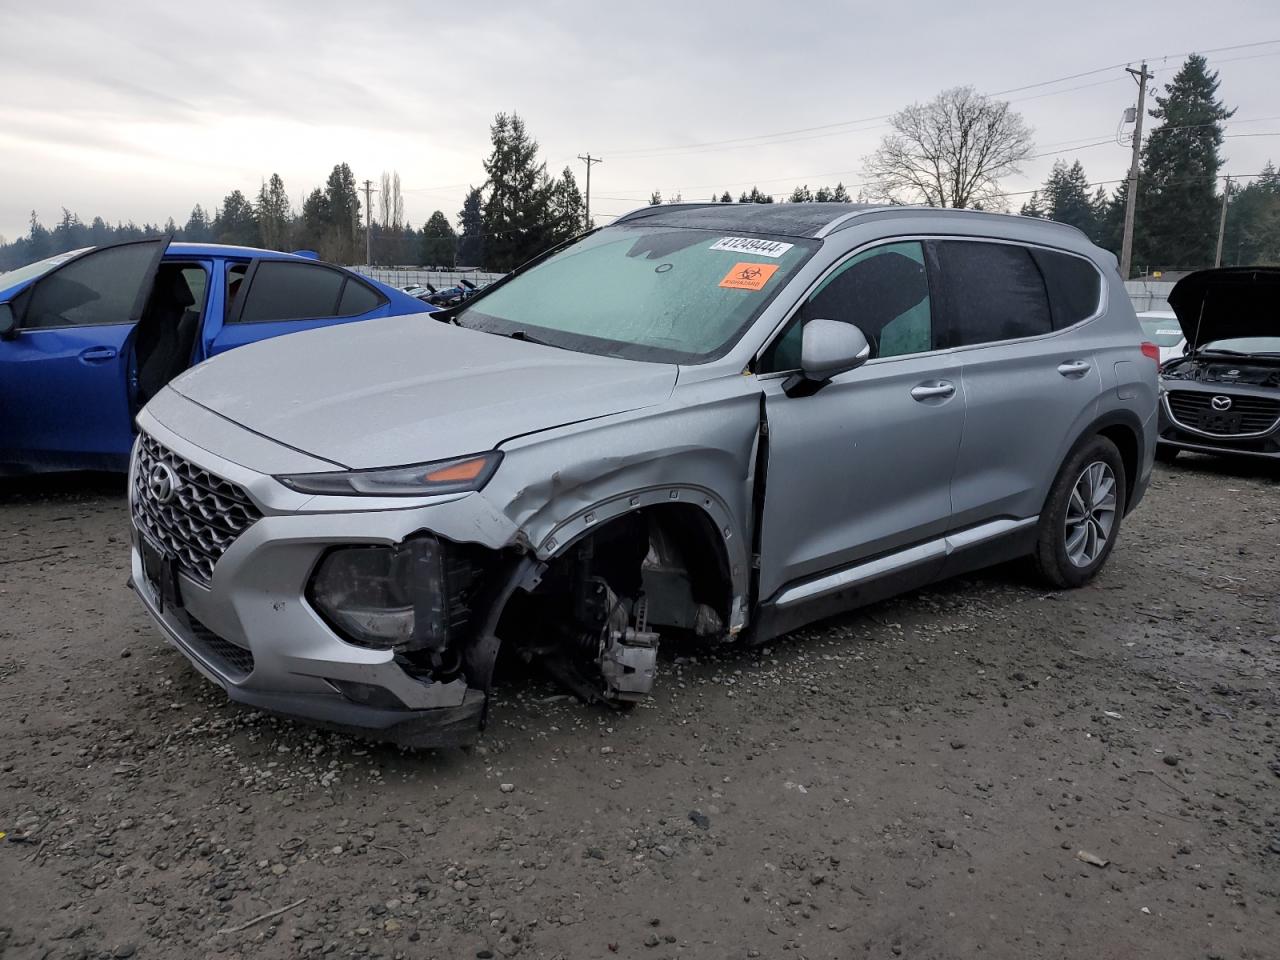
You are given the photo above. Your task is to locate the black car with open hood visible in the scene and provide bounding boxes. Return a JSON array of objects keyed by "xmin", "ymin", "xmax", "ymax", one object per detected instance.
[{"xmin": 1157, "ymin": 267, "xmax": 1280, "ymax": 462}]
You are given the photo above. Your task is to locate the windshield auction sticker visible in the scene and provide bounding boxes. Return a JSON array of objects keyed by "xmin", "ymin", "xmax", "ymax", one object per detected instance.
[
  {"xmin": 710, "ymin": 237, "xmax": 794, "ymax": 258},
  {"xmin": 719, "ymin": 262, "xmax": 781, "ymax": 291}
]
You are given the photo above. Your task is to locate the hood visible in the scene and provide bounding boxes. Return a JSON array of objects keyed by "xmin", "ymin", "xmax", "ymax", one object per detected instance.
[
  {"xmin": 167, "ymin": 314, "xmax": 678, "ymax": 469},
  {"xmin": 1168, "ymin": 267, "xmax": 1280, "ymax": 350}
]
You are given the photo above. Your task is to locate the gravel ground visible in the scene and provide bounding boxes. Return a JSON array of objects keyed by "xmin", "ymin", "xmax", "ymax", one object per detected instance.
[{"xmin": 1, "ymin": 458, "xmax": 1277, "ymax": 960}]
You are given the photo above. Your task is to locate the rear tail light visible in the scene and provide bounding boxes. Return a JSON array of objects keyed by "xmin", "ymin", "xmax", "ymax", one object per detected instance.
[{"xmin": 1140, "ymin": 341, "xmax": 1161, "ymax": 363}]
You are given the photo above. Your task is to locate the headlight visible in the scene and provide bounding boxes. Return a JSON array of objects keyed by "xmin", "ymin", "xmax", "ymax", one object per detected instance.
[
  {"xmin": 309, "ymin": 538, "xmax": 450, "ymax": 651},
  {"xmin": 277, "ymin": 452, "xmax": 502, "ymax": 497}
]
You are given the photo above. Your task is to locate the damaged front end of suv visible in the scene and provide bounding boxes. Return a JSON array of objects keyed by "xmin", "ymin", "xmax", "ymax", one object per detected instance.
[{"xmin": 1156, "ymin": 267, "xmax": 1280, "ymax": 461}]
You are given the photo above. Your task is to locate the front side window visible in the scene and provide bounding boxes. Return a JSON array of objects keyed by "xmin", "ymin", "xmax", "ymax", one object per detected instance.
[
  {"xmin": 233, "ymin": 261, "xmax": 347, "ymax": 323},
  {"xmin": 455, "ymin": 226, "xmax": 817, "ymax": 363},
  {"xmin": 932, "ymin": 240, "xmax": 1052, "ymax": 347},
  {"xmin": 760, "ymin": 241, "xmax": 933, "ymax": 372},
  {"xmin": 20, "ymin": 242, "xmax": 163, "ymax": 330}
]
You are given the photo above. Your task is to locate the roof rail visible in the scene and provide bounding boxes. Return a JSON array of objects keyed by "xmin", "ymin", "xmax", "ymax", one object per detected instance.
[
  {"xmin": 821, "ymin": 205, "xmax": 1091, "ymax": 241},
  {"xmin": 612, "ymin": 202, "xmax": 727, "ymax": 225}
]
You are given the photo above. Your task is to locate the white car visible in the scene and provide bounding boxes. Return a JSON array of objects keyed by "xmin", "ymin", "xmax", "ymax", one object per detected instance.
[{"xmin": 1138, "ymin": 310, "xmax": 1186, "ymax": 364}]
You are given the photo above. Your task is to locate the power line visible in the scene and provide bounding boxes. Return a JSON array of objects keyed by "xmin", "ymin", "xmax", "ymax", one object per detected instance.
[{"xmin": 596, "ymin": 39, "xmax": 1280, "ymax": 160}]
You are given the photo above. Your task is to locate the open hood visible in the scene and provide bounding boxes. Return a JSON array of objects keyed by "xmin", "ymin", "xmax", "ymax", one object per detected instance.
[
  {"xmin": 1168, "ymin": 267, "xmax": 1280, "ymax": 351},
  {"xmin": 166, "ymin": 314, "xmax": 678, "ymax": 469}
]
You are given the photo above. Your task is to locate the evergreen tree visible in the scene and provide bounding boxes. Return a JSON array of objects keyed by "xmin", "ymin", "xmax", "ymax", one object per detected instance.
[
  {"xmin": 650, "ymin": 191, "xmax": 663, "ymax": 206},
  {"xmin": 322, "ymin": 163, "xmax": 361, "ymax": 262},
  {"xmin": 256, "ymin": 173, "xmax": 292, "ymax": 251},
  {"xmin": 52, "ymin": 208, "xmax": 88, "ymax": 249},
  {"xmin": 214, "ymin": 190, "xmax": 259, "ymax": 246},
  {"xmin": 456, "ymin": 186, "xmax": 485, "ymax": 267},
  {"xmin": 739, "ymin": 186, "xmax": 774, "ymax": 204},
  {"xmin": 1041, "ymin": 160, "xmax": 1097, "ymax": 235},
  {"xmin": 719, "ymin": 191, "xmax": 733, "ymax": 203},
  {"xmin": 420, "ymin": 210, "xmax": 457, "ymax": 267},
  {"xmin": 1019, "ymin": 191, "xmax": 1045, "ymax": 218},
  {"xmin": 26, "ymin": 211, "xmax": 51, "ymax": 260},
  {"xmin": 547, "ymin": 167, "xmax": 587, "ymax": 240},
  {"xmin": 184, "ymin": 205, "xmax": 213, "ymax": 242},
  {"xmin": 789, "ymin": 185, "xmax": 813, "ymax": 203},
  {"xmin": 482, "ymin": 112, "xmax": 553, "ymax": 271},
  {"xmin": 296, "ymin": 189, "xmax": 329, "ymax": 252},
  {"xmin": 1223, "ymin": 161, "xmax": 1280, "ymax": 265},
  {"xmin": 1137, "ymin": 54, "xmax": 1234, "ymax": 270}
]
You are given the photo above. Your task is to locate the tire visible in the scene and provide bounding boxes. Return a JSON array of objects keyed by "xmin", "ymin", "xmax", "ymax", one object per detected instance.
[
  {"xmin": 1032, "ymin": 435, "xmax": 1127, "ymax": 589},
  {"xmin": 1155, "ymin": 446, "xmax": 1180, "ymax": 465}
]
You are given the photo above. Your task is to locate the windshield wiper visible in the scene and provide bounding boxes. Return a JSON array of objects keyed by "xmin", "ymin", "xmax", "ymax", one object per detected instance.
[{"xmin": 507, "ymin": 330, "xmax": 558, "ymax": 348}]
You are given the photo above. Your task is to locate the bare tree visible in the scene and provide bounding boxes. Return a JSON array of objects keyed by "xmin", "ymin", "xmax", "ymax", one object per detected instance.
[
  {"xmin": 377, "ymin": 171, "xmax": 406, "ymax": 231},
  {"xmin": 863, "ymin": 86, "xmax": 1033, "ymax": 209}
]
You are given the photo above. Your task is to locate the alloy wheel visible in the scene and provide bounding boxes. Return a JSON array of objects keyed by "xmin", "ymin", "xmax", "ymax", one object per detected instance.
[{"xmin": 1063, "ymin": 461, "xmax": 1117, "ymax": 568}]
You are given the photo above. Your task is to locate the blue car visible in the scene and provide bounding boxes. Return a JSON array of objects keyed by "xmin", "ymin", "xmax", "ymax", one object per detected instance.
[{"xmin": 0, "ymin": 239, "xmax": 435, "ymax": 474}]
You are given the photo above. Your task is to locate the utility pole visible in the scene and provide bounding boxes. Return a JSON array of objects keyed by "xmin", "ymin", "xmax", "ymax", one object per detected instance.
[
  {"xmin": 578, "ymin": 154, "xmax": 603, "ymax": 230},
  {"xmin": 362, "ymin": 179, "xmax": 377, "ymax": 268},
  {"xmin": 1214, "ymin": 176, "xmax": 1231, "ymax": 268},
  {"xmin": 1119, "ymin": 62, "xmax": 1152, "ymax": 280}
]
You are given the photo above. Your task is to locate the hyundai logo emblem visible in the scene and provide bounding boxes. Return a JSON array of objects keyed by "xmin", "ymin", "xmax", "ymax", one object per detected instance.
[
  {"xmin": 147, "ymin": 462, "xmax": 179, "ymax": 504},
  {"xmin": 1210, "ymin": 395, "xmax": 1233, "ymax": 412}
]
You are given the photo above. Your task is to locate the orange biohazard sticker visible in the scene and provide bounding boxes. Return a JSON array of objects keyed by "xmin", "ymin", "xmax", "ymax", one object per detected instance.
[{"xmin": 719, "ymin": 262, "xmax": 780, "ymax": 291}]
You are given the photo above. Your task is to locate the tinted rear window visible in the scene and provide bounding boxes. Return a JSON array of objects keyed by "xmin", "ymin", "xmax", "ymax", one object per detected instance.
[
  {"xmin": 1032, "ymin": 249, "xmax": 1102, "ymax": 329},
  {"xmin": 236, "ymin": 261, "xmax": 344, "ymax": 323},
  {"xmin": 932, "ymin": 240, "xmax": 1052, "ymax": 347}
]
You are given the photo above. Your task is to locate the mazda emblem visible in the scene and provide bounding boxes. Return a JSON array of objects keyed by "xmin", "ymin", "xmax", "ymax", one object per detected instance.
[
  {"xmin": 1210, "ymin": 395, "xmax": 1233, "ymax": 411},
  {"xmin": 147, "ymin": 462, "xmax": 179, "ymax": 504}
]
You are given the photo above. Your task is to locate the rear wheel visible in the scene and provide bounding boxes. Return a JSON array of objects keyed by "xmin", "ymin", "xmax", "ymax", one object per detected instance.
[{"xmin": 1033, "ymin": 436, "xmax": 1127, "ymax": 589}]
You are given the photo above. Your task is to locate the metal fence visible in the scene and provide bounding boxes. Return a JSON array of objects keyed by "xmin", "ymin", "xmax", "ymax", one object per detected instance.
[
  {"xmin": 350, "ymin": 265, "xmax": 505, "ymax": 291},
  {"xmin": 1124, "ymin": 279, "xmax": 1176, "ymax": 314}
]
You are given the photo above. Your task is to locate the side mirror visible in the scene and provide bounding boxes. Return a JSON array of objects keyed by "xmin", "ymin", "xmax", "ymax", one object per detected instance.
[
  {"xmin": 0, "ymin": 302, "xmax": 16, "ymax": 340},
  {"xmin": 784, "ymin": 319, "xmax": 871, "ymax": 397}
]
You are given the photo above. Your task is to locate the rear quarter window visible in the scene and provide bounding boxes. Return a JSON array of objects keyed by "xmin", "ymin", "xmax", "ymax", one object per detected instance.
[{"xmin": 1031, "ymin": 249, "xmax": 1103, "ymax": 330}]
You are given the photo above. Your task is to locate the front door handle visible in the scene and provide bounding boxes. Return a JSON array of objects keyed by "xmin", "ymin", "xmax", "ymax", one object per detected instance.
[
  {"xmin": 910, "ymin": 381, "xmax": 956, "ymax": 401},
  {"xmin": 79, "ymin": 346, "xmax": 118, "ymax": 363},
  {"xmin": 1057, "ymin": 360, "xmax": 1091, "ymax": 378}
]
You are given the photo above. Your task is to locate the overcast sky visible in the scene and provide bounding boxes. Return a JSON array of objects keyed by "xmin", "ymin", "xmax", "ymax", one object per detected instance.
[{"xmin": 2, "ymin": 0, "xmax": 1279, "ymax": 244}]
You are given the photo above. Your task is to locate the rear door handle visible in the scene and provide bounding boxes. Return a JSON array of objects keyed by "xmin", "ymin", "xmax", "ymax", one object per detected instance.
[
  {"xmin": 79, "ymin": 346, "xmax": 118, "ymax": 363},
  {"xmin": 1057, "ymin": 360, "xmax": 1091, "ymax": 377},
  {"xmin": 910, "ymin": 381, "xmax": 956, "ymax": 401}
]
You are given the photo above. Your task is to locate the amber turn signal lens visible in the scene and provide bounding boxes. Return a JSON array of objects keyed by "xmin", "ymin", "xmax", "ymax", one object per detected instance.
[{"xmin": 424, "ymin": 458, "xmax": 489, "ymax": 483}]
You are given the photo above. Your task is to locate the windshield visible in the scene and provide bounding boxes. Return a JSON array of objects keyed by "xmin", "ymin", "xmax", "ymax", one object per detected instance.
[
  {"xmin": 0, "ymin": 248, "xmax": 93, "ymax": 289},
  {"xmin": 1200, "ymin": 335, "xmax": 1280, "ymax": 355},
  {"xmin": 1138, "ymin": 317, "xmax": 1184, "ymax": 346},
  {"xmin": 455, "ymin": 226, "xmax": 818, "ymax": 362}
]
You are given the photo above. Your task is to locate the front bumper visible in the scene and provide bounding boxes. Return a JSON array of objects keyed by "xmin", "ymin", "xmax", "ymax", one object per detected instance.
[
  {"xmin": 127, "ymin": 404, "xmax": 521, "ymax": 748},
  {"xmin": 1157, "ymin": 391, "xmax": 1280, "ymax": 460}
]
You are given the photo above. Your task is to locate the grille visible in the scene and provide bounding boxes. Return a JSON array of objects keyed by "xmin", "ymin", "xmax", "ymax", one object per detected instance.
[
  {"xmin": 131, "ymin": 433, "xmax": 261, "ymax": 585},
  {"xmin": 188, "ymin": 615, "xmax": 255, "ymax": 680},
  {"xmin": 1166, "ymin": 390, "xmax": 1280, "ymax": 436}
]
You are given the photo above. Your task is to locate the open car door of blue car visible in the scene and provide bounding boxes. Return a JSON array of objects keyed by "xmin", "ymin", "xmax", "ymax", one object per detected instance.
[{"xmin": 0, "ymin": 238, "xmax": 167, "ymax": 474}]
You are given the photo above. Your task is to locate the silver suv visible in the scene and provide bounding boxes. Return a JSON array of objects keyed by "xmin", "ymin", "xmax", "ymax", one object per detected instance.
[{"xmin": 128, "ymin": 204, "xmax": 1159, "ymax": 746}]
